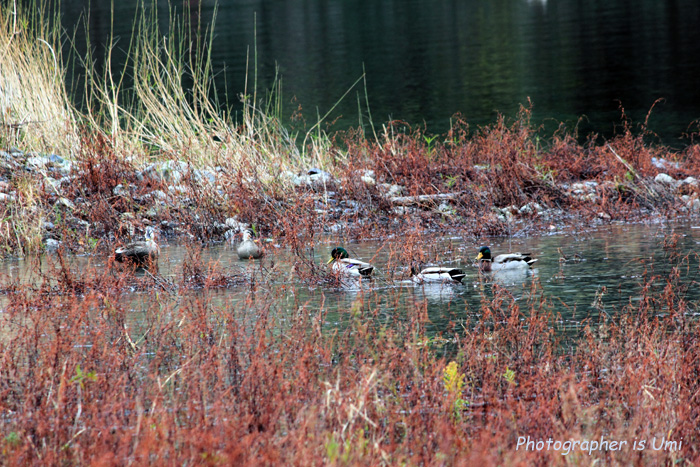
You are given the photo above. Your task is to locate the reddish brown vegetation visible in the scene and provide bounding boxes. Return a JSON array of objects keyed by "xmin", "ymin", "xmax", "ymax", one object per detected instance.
[
  {"xmin": 4, "ymin": 105, "xmax": 699, "ymax": 259},
  {"xmin": 2, "ymin": 108, "xmax": 700, "ymax": 463},
  {"xmin": 0, "ymin": 251, "xmax": 698, "ymax": 465}
]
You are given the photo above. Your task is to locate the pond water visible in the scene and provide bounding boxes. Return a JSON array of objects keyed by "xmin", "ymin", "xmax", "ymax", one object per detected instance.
[
  {"xmin": 56, "ymin": 0, "xmax": 700, "ymax": 146},
  {"xmin": 3, "ymin": 222, "xmax": 700, "ymax": 344}
]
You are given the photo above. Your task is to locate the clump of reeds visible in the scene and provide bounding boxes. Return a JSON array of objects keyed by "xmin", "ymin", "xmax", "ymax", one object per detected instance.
[{"xmin": 0, "ymin": 0, "xmax": 77, "ymax": 154}]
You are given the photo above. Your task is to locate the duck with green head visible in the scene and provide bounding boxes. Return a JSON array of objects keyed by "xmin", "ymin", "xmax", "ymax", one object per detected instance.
[
  {"xmin": 327, "ymin": 247, "xmax": 374, "ymax": 277},
  {"xmin": 476, "ymin": 246, "xmax": 537, "ymax": 273}
]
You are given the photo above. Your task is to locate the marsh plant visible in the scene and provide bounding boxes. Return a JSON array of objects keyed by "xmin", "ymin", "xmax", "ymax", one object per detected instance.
[{"xmin": 0, "ymin": 252, "xmax": 698, "ymax": 464}]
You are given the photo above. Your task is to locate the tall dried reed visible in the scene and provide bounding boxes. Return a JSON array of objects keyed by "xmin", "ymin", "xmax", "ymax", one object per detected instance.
[{"xmin": 0, "ymin": 0, "xmax": 78, "ymax": 154}]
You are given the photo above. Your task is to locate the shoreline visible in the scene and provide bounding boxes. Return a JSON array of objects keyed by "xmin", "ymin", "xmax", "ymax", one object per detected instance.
[{"xmin": 1, "ymin": 132, "xmax": 699, "ymax": 259}]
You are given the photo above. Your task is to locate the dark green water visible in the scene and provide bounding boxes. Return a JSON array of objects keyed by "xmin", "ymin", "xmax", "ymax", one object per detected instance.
[{"xmin": 57, "ymin": 0, "xmax": 700, "ymax": 145}]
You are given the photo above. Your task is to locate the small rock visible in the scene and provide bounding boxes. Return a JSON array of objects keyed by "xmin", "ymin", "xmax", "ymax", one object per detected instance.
[
  {"xmin": 293, "ymin": 167, "xmax": 333, "ymax": 187},
  {"xmin": 225, "ymin": 218, "xmax": 249, "ymax": 231},
  {"xmin": 58, "ymin": 161, "xmax": 73, "ymax": 175},
  {"xmin": 26, "ymin": 155, "xmax": 49, "ymax": 170},
  {"xmin": 688, "ymin": 199, "xmax": 700, "ymax": 213},
  {"xmin": 0, "ymin": 192, "xmax": 16, "ymax": 202},
  {"xmin": 495, "ymin": 206, "xmax": 516, "ymax": 222},
  {"xmin": 48, "ymin": 154, "xmax": 64, "ymax": 164},
  {"xmin": 519, "ymin": 202, "xmax": 543, "ymax": 216},
  {"xmin": 145, "ymin": 205, "xmax": 164, "ymax": 218},
  {"xmin": 113, "ymin": 184, "xmax": 129, "ymax": 197},
  {"xmin": 42, "ymin": 221, "xmax": 55, "ymax": 230},
  {"xmin": 598, "ymin": 212, "xmax": 611, "ymax": 220},
  {"xmin": 654, "ymin": 173, "xmax": 678, "ymax": 187},
  {"xmin": 652, "ymin": 157, "xmax": 681, "ymax": 170},
  {"xmin": 681, "ymin": 177, "xmax": 699, "ymax": 187},
  {"xmin": 160, "ymin": 160, "xmax": 189, "ymax": 183},
  {"xmin": 282, "ymin": 171, "xmax": 306, "ymax": 186},
  {"xmin": 438, "ymin": 201, "xmax": 454, "ymax": 213},
  {"xmin": 379, "ymin": 183, "xmax": 403, "ymax": 197},
  {"xmin": 0, "ymin": 152, "xmax": 19, "ymax": 170},
  {"xmin": 57, "ymin": 176, "xmax": 73, "ymax": 187},
  {"xmin": 152, "ymin": 190, "xmax": 168, "ymax": 201},
  {"xmin": 324, "ymin": 223, "xmax": 343, "ymax": 233},
  {"xmin": 42, "ymin": 177, "xmax": 61, "ymax": 194},
  {"xmin": 135, "ymin": 165, "xmax": 153, "ymax": 181},
  {"xmin": 56, "ymin": 197, "xmax": 75, "ymax": 210},
  {"xmin": 570, "ymin": 181, "xmax": 597, "ymax": 193},
  {"xmin": 168, "ymin": 185, "xmax": 190, "ymax": 194},
  {"xmin": 44, "ymin": 238, "xmax": 61, "ymax": 253},
  {"xmin": 166, "ymin": 170, "xmax": 183, "ymax": 184},
  {"xmin": 193, "ymin": 169, "xmax": 217, "ymax": 185},
  {"xmin": 361, "ymin": 175, "xmax": 376, "ymax": 185},
  {"xmin": 360, "ymin": 169, "xmax": 376, "ymax": 185}
]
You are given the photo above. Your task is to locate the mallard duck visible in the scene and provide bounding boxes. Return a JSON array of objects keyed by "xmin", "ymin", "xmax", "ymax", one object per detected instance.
[
  {"xmin": 327, "ymin": 247, "xmax": 374, "ymax": 277},
  {"xmin": 115, "ymin": 226, "xmax": 159, "ymax": 268},
  {"xmin": 237, "ymin": 229, "xmax": 263, "ymax": 259},
  {"xmin": 410, "ymin": 266, "xmax": 466, "ymax": 284},
  {"xmin": 476, "ymin": 246, "xmax": 537, "ymax": 273}
]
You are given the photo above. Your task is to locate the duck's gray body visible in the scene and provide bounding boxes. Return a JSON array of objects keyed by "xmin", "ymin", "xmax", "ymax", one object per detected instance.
[
  {"xmin": 477, "ymin": 246, "xmax": 537, "ymax": 273},
  {"xmin": 237, "ymin": 229, "xmax": 263, "ymax": 259},
  {"xmin": 331, "ymin": 258, "xmax": 374, "ymax": 276},
  {"xmin": 115, "ymin": 226, "xmax": 159, "ymax": 268},
  {"xmin": 411, "ymin": 266, "xmax": 466, "ymax": 283}
]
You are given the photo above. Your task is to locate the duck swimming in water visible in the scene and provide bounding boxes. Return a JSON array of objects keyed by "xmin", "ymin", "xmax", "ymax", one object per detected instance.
[
  {"xmin": 410, "ymin": 266, "xmax": 466, "ymax": 284},
  {"xmin": 327, "ymin": 247, "xmax": 374, "ymax": 277},
  {"xmin": 115, "ymin": 226, "xmax": 159, "ymax": 268},
  {"xmin": 237, "ymin": 228, "xmax": 263, "ymax": 259},
  {"xmin": 476, "ymin": 246, "xmax": 537, "ymax": 273}
]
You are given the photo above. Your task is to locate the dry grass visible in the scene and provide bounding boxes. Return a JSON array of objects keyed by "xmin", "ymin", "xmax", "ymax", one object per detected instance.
[
  {"xmin": 0, "ymin": 251, "xmax": 698, "ymax": 464},
  {"xmin": 0, "ymin": 0, "xmax": 78, "ymax": 155}
]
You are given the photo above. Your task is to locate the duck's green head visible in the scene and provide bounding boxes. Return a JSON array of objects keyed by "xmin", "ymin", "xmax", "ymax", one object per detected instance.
[
  {"xmin": 476, "ymin": 246, "xmax": 491, "ymax": 261},
  {"xmin": 328, "ymin": 247, "xmax": 349, "ymax": 263}
]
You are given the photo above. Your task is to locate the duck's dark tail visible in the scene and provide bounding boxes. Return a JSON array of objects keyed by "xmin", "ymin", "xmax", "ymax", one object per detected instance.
[
  {"xmin": 359, "ymin": 266, "xmax": 374, "ymax": 276},
  {"xmin": 450, "ymin": 270, "xmax": 466, "ymax": 283}
]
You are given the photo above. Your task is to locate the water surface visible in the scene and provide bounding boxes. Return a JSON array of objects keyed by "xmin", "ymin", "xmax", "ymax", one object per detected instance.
[
  {"xmin": 57, "ymin": 0, "xmax": 700, "ymax": 146},
  {"xmin": 3, "ymin": 222, "xmax": 700, "ymax": 345}
]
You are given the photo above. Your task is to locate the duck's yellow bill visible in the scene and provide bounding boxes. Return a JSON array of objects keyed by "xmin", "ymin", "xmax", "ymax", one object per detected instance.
[
  {"xmin": 476, "ymin": 253, "xmax": 483, "ymax": 260},
  {"xmin": 327, "ymin": 258, "xmax": 334, "ymax": 264}
]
